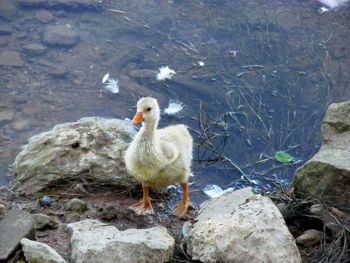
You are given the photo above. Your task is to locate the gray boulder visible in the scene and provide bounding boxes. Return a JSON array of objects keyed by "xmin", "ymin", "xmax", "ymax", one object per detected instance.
[
  {"xmin": 21, "ymin": 238, "xmax": 67, "ymax": 263},
  {"xmin": 292, "ymin": 101, "xmax": 350, "ymax": 206},
  {"xmin": 0, "ymin": 208, "xmax": 35, "ymax": 262},
  {"xmin": 11, "ymin": 117, "xmax": 137, "ymax": 196},
  {"xmin": 66, "ymin": 219, "xmax": 175, "ymax": 263},
  {"xmin": 186, "ymin": 188, "xmax": 301, "ymax": 263},
  {"xmin": 42, "ymin": 24, "xmax": 79, "ymax": 47}
]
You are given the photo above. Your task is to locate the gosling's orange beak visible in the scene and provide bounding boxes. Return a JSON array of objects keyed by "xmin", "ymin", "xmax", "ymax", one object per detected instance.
[{"xmin": 132, "ymin": 111, "xmax": 144, "ymax": 125}]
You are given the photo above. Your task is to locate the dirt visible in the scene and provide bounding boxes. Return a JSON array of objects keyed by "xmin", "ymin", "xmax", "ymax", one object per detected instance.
[{"xmin": 0, "ymin": 187, "xmax": 196, "ymax": 262}]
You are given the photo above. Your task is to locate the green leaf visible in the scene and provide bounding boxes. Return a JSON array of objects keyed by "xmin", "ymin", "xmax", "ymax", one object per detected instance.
[{"xmin": 274, "ymin": 151, "xmax": 293, "ymax": 163}]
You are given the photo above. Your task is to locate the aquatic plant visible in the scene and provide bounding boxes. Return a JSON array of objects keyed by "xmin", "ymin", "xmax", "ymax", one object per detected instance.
[{"xmin": 274, "ymin": 151, "xmax": 294, "ymax": 164}]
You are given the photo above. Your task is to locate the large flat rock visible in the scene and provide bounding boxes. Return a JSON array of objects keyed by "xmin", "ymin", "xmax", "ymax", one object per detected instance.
[
  {"xmin": 187, "ymin": 192, "xmax": 301, "ymax": 263},
  {"xmin": 66, "ymin": 219, "xmax": 175, "ymax": 263},
  {"xmin": 0, "ymin": 208, "xmax": 35, "ymax": 262},
  {"xmin": 196, "ymin": 187, "xmax": 254, "ymax": 223}
]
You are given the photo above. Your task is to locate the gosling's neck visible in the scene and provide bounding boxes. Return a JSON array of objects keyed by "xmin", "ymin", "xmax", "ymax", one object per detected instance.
[
  {"xmin": 136, "ymin": 120, "xmax": 159, "ymax": 157},
  {"xmin": 139, "ymin": 119, "xmax": 158, "ymax": 140}
]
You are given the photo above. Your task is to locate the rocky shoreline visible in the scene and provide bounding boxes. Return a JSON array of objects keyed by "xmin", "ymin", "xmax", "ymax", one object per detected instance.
[
  {"xmin": 1, "ymin": 101, "xmax": 350, "ymax": 262},
  {"xmin": 0, "ymin": 0, "xmax": 349, "ymax": 261}
]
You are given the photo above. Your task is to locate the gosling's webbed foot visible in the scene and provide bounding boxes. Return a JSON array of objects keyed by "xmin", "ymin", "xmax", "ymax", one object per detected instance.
[
  {"xmin": 129, "ymin": 200, "xmax": 154, "ymax": 215},
  {"xmin": 171, "ymin": 201, "xmax": 189, "ymax": 219},
  {"xmin": 171, "ymin": 182, "xmax": 190, "ymax": 219}
]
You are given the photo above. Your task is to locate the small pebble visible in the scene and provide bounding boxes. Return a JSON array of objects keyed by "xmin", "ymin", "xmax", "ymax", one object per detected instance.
[
  {"xmin": 102, "ymin": 205, "xmax": 118, "ymax": 220},
  {"xmin": 72, "ymin": 183, "xmax": 87, "ymax": 194},
  {"xmin": 66, "ymin": 198, "xmax": 87, "ymax": 213},
  {"xmin": 41, "ymin": 195, "xmax": 53, "ymax": 206},
  {"xmin": 0, "ymin": 203, "xmax": 7, "ymax": 217},
  {"xmin": 309, "ymin": 204, "xmax": 325, "ymax": 216},
  {"xmin": 296, "ymin": 229, "xmax": 323, "ymax": 247},
  {"xmin": 66, "ymin": 212, "xmax": 80, "ymax": 223}
]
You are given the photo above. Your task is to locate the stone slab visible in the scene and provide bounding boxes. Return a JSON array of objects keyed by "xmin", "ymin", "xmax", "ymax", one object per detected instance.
[{"xmin": 0, "ymin": 208, "xmax": 35, "ymax": 262}]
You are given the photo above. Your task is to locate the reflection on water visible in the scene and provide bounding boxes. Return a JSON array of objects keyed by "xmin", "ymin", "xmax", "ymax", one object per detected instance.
[{"xmin": 0, "ymin": 0, "xmax": 349, "ymax": 204}]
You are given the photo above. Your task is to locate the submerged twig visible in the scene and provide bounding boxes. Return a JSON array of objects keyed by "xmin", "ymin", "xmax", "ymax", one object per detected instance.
[
  {"xmin": 107, "ymin": 9, "xmax": 127, "ymax": 14},
  {"xmin": 196, "ymin": 101, "xmax": 247, "ymax": 179},
  {"xmin": 241, "ymin": 64, "xmax": 265, "ymax": 69}
]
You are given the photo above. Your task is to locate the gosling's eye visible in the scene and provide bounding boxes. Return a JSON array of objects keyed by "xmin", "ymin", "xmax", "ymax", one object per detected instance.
[{"xmin": 146, "ymin": 107, "xmax": 152, "ymax": 112}]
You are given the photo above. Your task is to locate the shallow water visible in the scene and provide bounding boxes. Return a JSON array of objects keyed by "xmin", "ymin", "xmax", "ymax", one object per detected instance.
[{"xmin": 0, "ymin": 0, "xmax": 349, "ymax": 204}]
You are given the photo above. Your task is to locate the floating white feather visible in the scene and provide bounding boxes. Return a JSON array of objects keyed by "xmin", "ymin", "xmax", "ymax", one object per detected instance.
[
  {"xmin": 164, "ymin": 100, "xmax": 184, "ymax": 116},
  {"xmin": 102, "ymin": 73, "xmax": 110, "ymax": 83},
  {"xmin": 104, "ymin": 78, "xmax": 119, "ymax": 93},
  {"xmin": 318, "ymin": 0, "xmax": 349, "ymax": 9},
  {"xmin": 203, "ymin": 184, "xmax": 234, "ymax": 198},
  {"xmin": 318, "ymin": 6, "xmax": 330, "ymax": 13},
  {"xmin": 182, "ymin": 221, "xmax": 192, "ymax": 238},
  {"xmin": 156, "ymin": 66, "xmax": 176, "ymax": 81}
]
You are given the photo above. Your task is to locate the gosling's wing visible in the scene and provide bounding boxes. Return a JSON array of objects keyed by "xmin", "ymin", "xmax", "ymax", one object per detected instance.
[
  {"xmin": 157, "ymin": 125, "xmax": 192, "ymax": 159},
  {"xmin": 159, "ymin": 140, "xmax": 179, "ymax": 163}
]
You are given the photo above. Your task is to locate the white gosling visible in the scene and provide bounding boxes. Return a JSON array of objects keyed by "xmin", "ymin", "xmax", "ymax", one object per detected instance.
[{"xmin": 124, "ymin": 97, "xmax": 193, "ymax": 218}]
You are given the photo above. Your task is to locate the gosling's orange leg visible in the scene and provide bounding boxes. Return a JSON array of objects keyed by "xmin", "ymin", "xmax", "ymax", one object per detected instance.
[
  {"xmin": 172, "ymin": 182, "xmax": 189, "ymax": 218},
  {"xmin": 129, "ymin": 185, "xmax": 154, "ymax": 215}
]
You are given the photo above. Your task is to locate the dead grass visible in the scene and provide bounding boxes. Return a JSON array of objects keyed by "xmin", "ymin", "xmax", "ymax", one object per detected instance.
[{"xmin": 268, "ymin": 189, "xmax": 350, "ymax": 263}]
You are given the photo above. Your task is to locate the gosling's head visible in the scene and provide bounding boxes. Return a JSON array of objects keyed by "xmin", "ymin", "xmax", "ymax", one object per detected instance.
[{"xmin": 132, "ymin": 97, "xmax": 160, "ymax": 125}]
